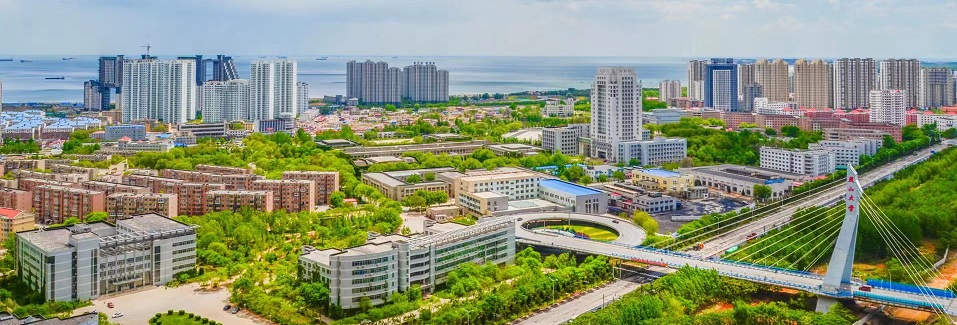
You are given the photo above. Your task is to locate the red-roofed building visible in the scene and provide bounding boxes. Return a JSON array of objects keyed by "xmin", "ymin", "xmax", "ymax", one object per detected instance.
[
  {"xmin": 0, "ymin": 207, "xmax": 34, "ymax": 241},
  {"xmin": 840, "ymin": 122, "xmax": 903, "ymax": 142}
]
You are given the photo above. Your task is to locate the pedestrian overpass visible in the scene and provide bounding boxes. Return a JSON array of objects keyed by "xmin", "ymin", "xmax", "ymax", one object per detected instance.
[{"xmin": 511, "ymin": 166, "xmax": 957, "ymax": 321}]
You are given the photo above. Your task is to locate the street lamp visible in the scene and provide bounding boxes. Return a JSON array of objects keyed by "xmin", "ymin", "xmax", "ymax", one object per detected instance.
[
  {"xmin": 464, "ymin": 308, "xmax": 473, "ymax": 325},
  {"xmin": 548, "ymin": 276, "xmax": 559, "ymax": 302}
]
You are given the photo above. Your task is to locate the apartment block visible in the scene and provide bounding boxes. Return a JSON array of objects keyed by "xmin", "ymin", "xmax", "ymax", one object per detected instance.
[
  {"xmin": 0, "ymin": 208, "xmax": 34, "ymax": 242},
  {"xmin": 80, "ymin": 181, "xmax": 151, "ymax": 196},
  {"xmin": 792, "ymin": 59, "xmax": 833, "ymax": 109},
  {"xmin": 107, "ymin": 193, "xmax": 178, "ymax": 220},
  {"xmin": 194, "ymin": 164, "xmax": 253, "ymax": 175},
  {"xmin": 17, "ymin": 214, "xmax": 196, "ymax": 301},
  {"xmin": 32, "ymin": 185, "xmax": 106, "ymax": 224},
  {"xmin": 919, "ymin": 67, "xmax": 956, "ymax": 108},
  {"xmin": 0, "ymin": 187, "xmax": 31, "ymax": 211},
  {"xmin": 159, "ymin": 169, "xmax": 262, "ymax": 190},
  {"xmin": 122, "ymin": 174, "xmax": 186, "ymax": 193},
  {"xmin": 879, "ymin": 59, "xmax": 921, "ymax": 108},
  {"xmin": 13, "ymin": 170, "xmax": 89, "ymax": 183},
  {"xmin": 251, "ymin": 180, "xmax": 316, "ymax": 213},
  {"xmin": 869, "ymin": 90, "xmax": 907, "ymax": 126},
  {"xmin": 759, "ymin": 147, "xmax": 836, "ymax": 177},
  {"xmin": 161, "ymin": 183, "xmax": 227, "ymax": 216},
  {"xmin": 18, "ymin": 178, "xmax": 76, "ymax": 193},
  {"xmin": 205, "ymin": 190, "xmax": 274, "ymax": 213},
  {"xmin": 754, "ymin": 59, "xmax": 790, "ymax": 102},
  {"xmin": 281, "ymin": 171, "xmax": 339, "ymax": 205},
  {"xmin": 659, "ymin": 80, "xmax": 682, "ymax": 103},
  {"xmin": 809, "ymin": 139, "xmax": 880, "ymax": 168},
  {"xmin": 833, "ymin": 58, "xmax": 878, "ymax": 109}
]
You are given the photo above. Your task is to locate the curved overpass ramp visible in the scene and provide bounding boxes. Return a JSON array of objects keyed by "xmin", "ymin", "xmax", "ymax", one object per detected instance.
[{"xmin": 512, "ymin": 212, "xmax": 646, "ymax": 247}]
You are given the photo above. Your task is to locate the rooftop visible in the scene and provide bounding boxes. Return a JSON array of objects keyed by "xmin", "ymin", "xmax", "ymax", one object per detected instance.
[
  {"xmin": 637, "ymin": 168, "xmax": 682, "ymax": 178},
  {"xmin": 0, "ymin": 207, "xmax": 23, "ymax": 219},
  {"xmin": 18, "ymin": 223, "xmax": 116, "ymax": 252},
  {"xmin": 117, "ymin": 213, "xmax": 193, "ymax": 233},
  {"xmin": 539, "ymin": 179, "xmax": 602, "ymax": 196},
  {"xmin": 424, "ymin": 222, "xmax": 467, "ymax": 234}
]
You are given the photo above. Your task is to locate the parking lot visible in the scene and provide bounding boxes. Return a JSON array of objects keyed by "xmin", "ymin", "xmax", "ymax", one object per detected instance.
[
  {"xmin": 654, "ymin": 196, "xmax": 750, "ymax": 233},
  {"xmin": 73, "ymin": 283, "xmax": 268, "ymax": 325}
]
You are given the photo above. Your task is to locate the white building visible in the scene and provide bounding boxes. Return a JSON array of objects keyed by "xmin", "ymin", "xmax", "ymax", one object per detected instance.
[
  {"xmin": 201, "ymin": 79, "xmax": 250, "ymax": 123},
  {"xmin": 121, "ymin": 59, "xmax": 197, "ymax": 124},
  {"xmin": 543, "ymin": 98, "xmax": 575, "ymax": 117},
  {"xmin": 869, "ymin": 90, "xmax": 906, "ymax": 126},
  {"xmin": 833, "ymin": 58, "xmax": 878, "ymax": 110},
  {"xmin": 618, "ymin": 137, "xmax": 688, "ymax": 166},
  {"xmin": 346, "ymin": 60, "xmax": 402, "ymax": 104},
  {"xmin": 250, "ymin": 60, "xmax": 298, "ymax": 121},
  {"xmin": 402, "ymin": 62, "xmax": 449, "ymax": 102},
  {"xmin": 879, "ymin": 59, "xmax": 921, "ymax": 108},
  {"xmin": 299, "ymin": 218, "xmax": 515, "ymax": 309},
  {"xmin": 810, "ymin": 139, "xmax": 879, "ymax": 168},
  {"xmin": 16, "ymin": 214, "xmax": 196, "ymax": 301},
  {"xmin": 917, "ymin": 114, "xmax": 957, "ymax": 132},
  {"xmin": 755, "ymin": 98, "xmax": 800, "ymax": 116},
  {"xmin": 659, "ymin": 80, "xmax": 681, "ymax": 103},
  {"xmin": 542, "ymin": 124, "xmax": 589, "ymax": 155},
  {"xmin": 590, "ymin": 67, "xmax": 643, "ymax": 162},
  {"xmin": 759, "ymin": 147, "xmax": 836, "ymax": 176},
  {"xmin": 687, "ymin": 60, "xmax": 708, "ymax": 101},
  {"xmin": 297, "ymin": 81, "xmax": 309, "ymax": 114},
  {"xmin": 538, "ymin": 179, "xmax": 608, "ymax": 214}
]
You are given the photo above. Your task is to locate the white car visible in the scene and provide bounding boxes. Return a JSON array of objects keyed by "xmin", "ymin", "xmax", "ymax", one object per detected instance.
[{"xmin": 112, "ymin": 312, "xmax": 124, "ymax": 318}]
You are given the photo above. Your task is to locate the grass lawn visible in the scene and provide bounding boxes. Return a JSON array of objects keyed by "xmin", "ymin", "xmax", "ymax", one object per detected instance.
[
  {"xmin": 151, "ymin": 314, "xmax": 208, "ymax": 325},
  {"xmin": 546, "ymin": 225, "xmax": 618, "ymax": 241}
]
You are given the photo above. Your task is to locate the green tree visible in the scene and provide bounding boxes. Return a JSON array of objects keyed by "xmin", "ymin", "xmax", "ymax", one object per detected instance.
[
  {"xmin": 597, "ymin": 174, "xmax": 609, "ymax": 183},
  {"xmin": 612, "ymin": 170, "xmax": 627, "ymax": 182},
  {"xmin": 85, "ymin": 212, "xmax": 108, "ymax": 222},
  {"xmin": 780, "ymin": 125, "xmax": 800, "ymax": 137},
  {"xmin": 752, "ymin": 184, "xmax": 772, "ymax": 202},
  {"xmin": 764, "ymin": 128, "xmax": 777, "ymax": 136},
  {"xmin": 329, "ymin": 191, "xmax": 346, "ymax": 208},
  {"xmin": 633, "ymin": 210, "xmax": 659, "ymax": 234},
  {"xmin": 580, "ymin": 175, "xmax": 594, "ymax": 185},
  {"xmin": 424, "ymin": 172, "xmax": 436, "ymax": 181},
  {"xmin": 384, "ymin": 104, "xmax": 398, "ymax": 112},
  {"xmin": 405, "ymin": 173, "xmax": 422, "ymax": 184},
  {"xmin": 300, "ymin": 282, "xmax": 330, "ymax": 307},
  {"xmin": 358, "ymin": 297, "xmax": 373, "ymax": 312}
]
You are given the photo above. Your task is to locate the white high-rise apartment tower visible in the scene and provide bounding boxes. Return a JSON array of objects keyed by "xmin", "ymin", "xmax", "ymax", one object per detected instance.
[
  {"xmin": 297, "ymin": 82, "xmax": 309, "ymax": 113},
  {"xmin": 590, "ymin": 67, "xmax": 642, "ymax": 162},
  {"xmin": 879, "ymin": 59, "xmax": 921, "ymax": 108},
  {"xmin": 658, "ymin": 80, "xmax": 681, "ymax": 103},
  {"xmin": 201, "ymin": 79, "xmax": 250, "ymax": 123},
  {"xmin": 121, "ymin": 59, "xmax": 197, "ymax": 124},
  {"xmin": 402, "ymin": 62, "xmax": 449, "ymax": 102},
  {"xmin": 833, "ymin": 58, "xmax": 877, "ymax": 110},
  {"xmin": 250, "ymin": 60, "xmax": 298, "ymax": 121},
  {"xmin": 869, "ymin": 90, "xmax": 906, "ymax": 126},
  {"xmin": 793, "ymin": 59, "xmax": 833, "ymax": 109},
  {"xmin": 919, "ymin": 67, "xmax": 955, "ymax": 108},
  {"xmin": 754, "ymin": 59, "xmax": 790, "ymax": 102},
  {"xmin": 686, "ymin": 60, "xmax": 708, "ymax": 101},
  {"xmin": 346, "ymin": 60, "xmax": 401, "ymax": 104}
]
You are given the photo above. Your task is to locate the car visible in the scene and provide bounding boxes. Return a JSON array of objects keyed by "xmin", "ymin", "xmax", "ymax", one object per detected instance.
[
  {"xmin": 223, "ymin": 305, "xmax": 231, "ymax": 311},
  {"xmin": 91, "ymin": 310, "xmax": 98, "ymax": 314},
  {"xmin": 107, "ymin": 302, "xmax": 114, "ymax": 308},
  {"xmin": 859, "ymin": 285, "xmax": 871, "ymax": 292},
  {"xmin": 612, "ymin": 220, "xmax": 619, "ymax": 224},
  {"xmin": 231, "ymin": 307, "xmax": 241, "ymax": 314},
  {"xmin": 112, "ymin": 312, "xmax": 123, "ymax": 318}
]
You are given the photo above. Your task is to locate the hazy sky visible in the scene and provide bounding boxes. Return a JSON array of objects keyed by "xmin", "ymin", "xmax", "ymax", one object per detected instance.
[{"xmin": 1, "ymin": 0, "xmax": 954, "ymax": 58}]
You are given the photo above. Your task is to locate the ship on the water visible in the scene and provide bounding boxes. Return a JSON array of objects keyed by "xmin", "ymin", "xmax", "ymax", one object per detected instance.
[
  {"xmin": 45, "ymin": 77, "xmax": 65, "ymax": 80},
  {"xmin": 20, "ymin": 60, "xmax": 32, "ymax": 63},
  {"xmin": 62, "ymin": 57, "xmax": 75, "ymax": 60},
  {"xmin": 0, "ymin": 58, "xmax": 12, "ymax": 62},
  {"xmin": 316, "ymin": 57, "xmax": 328, "ymax": 60}
]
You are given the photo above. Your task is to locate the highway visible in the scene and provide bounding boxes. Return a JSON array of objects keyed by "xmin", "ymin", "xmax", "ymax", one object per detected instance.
[{"xmin": 693, "ymin": 142, "xmax": 950, "ymax": 258}]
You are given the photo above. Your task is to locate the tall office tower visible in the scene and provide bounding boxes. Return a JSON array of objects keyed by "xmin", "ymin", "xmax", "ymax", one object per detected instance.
[
  {"xmin": 297, "ymin": 82, "xmax": 309, "ymax": 113},
  {"xmin": 201, "ymin": 79, "xmax": 250, "ymax": 123},
  {"xmin": 346, "ymin": 60, "xmax": 402, "ymax": 104},
  {"xmin": 212, "ymin": 55, "xmax": 239, "ymax": 81},
  {"xmin": 590, "ymin": 67, "xmax": 642, "ymax": 162},
  {"xmin": 83, "ymin": 80, "xmax": 110, "ymax": 111},
  {"xmin": 402, "ymin": 62, "xmax": 450, "ymax": 102},
  {"xmin": 869, "ymin": 90, "xmax": 906, "ymax": 126},
  {"xmin": 659, "ymin": 80, "xmax": 681, "ymax": 103},
  {"xmin": 833, "ymin": 58, "xmax": 877, "ymax": 110},
  {"xmin": 919, "ymin": 67, "xmax": 956, "ymax": 108},
  {"xmin": 704, "ymin": 58, "xmax": 738, "ymax": 111},
  {"xmin": 737, "ymin": 63, "xmax": 755, "ymax": 100},
  {"xmin": 754, "ymin": 59, "xmax": 790, "ymax": 102},
  {"xmin": 793, "ymin": 59, "xmax": 833, "ymax": 109},
  {"xmin": 880, "ymin": 59, "xmax": 921, "ymax": 108},
  {"xmin": 687, "ymin": 60, "xmax": 708, "ymax": 100},
  {"xmin": 121, "ymin": 59, "xmax": 197, "ymax": 124},
  {"xmin": 740, "ymin": 84, "xmax": 763, "ymax": 113},
  {"xmin": 250, "ymin": 60, "xmax": 298, "ymax": 121}
]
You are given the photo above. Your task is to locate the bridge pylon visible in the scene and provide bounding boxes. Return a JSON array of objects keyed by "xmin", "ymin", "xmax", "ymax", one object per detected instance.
[{"xmin": 817, "ymin": 165, "xmax": 864, "ymax": 312}]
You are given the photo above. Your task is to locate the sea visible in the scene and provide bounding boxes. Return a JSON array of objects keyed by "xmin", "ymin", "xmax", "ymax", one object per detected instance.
[{"xmin": 0, "ymin": 55, "xmax": 690, "ymax": 103}]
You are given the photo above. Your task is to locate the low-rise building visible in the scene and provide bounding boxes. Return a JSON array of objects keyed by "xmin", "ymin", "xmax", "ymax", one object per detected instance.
[
  {"xmin": 106, "ymin": 193, "xmax": 178, "ymax": 220},
  {"xmin": 80, "ymin": 181, "xmax": 151, "ymax": 196},
  {"xmin": 362, "ymin": 168, "xmax": 454, "ymax": 201},
  {"xmin": 600, "ymin": 182, "xmax": 678, "ymax": 214},
  {"xmin": 809, "ymin": 139, "xmax": 880, "ymax": 168},
  {"xmin": 823, "ymin": 128, "xmax": 891, "ymax": 143},
  {"xmin": 538, "ymin": 179, "xmax": 608, "ymax": 214},
  {"xmin": 0, "ymin": 208, "xmax": 34, "ymax": 241},
  {"xmin": 342, "ymin": 140, "xmax": 490, "ymax": 159},
  {"xmin": 122, "ymin": 175, "xmax": 185, "ymax": 193},
  {"xmin": 281, "ymin": 171, "xmax": 340, "ymax": 205},
  {"xmin": 16, "ymin": 214, "xmax": 196, "ymax": 301},
  {"xmin": 299, "ymin": 218, "xmax": 514, "ymax": 309},
  {"xmin": 0, "ymin": 187, "xmax": 31, "ymax": 211},
  {"xmin": 32, "ymin": 185, "xmax": 106, "ymax": 224},
  {"xmin": 542, "ymin": 124, "xmax": 589, "ymax": 155},
  {"xmin": 13, "ymin": 170, "xmax": 89, "ymax": 183},
  {"xmin": 631, "ymin": 168, "xmax": 695, "ymax": 193},
  {"xmin": 104, "ymin": 124, "xmax": 146, "ymax": 141},
  {"xmin": 251, "ymin": 180, "xmax": 316, "ymax": 213},
  {"xmin": 205, "ymin": 190, "xmax": 274, "ymax": 213},
  {"xmin": 161, "ymin": 183, "xmax": 227, "ymax": 216},
  {"xmin": 194, "ymin": 164, "xmax": 253, "ymax": 175},
  {"xmin": 759, "ymin": 147, "xmax": 836, "ymax": 176},
  {"xmin": 18, "ymin": 178, "xmax": 77, "ymax": 193},
  {"xmin": 437, "ymin": 167, "xmax": 543, "ymax": 202},
  {"xmin": 486, "ymin": 143, "xmax": 544, "ymax": 157},
  {"xmin": 617, "ymin": 137, "xmax": 688, "ymax": 166},
  {"xmin": 681, "ymin": 165, "xmax": 794, "ymax": 199}
]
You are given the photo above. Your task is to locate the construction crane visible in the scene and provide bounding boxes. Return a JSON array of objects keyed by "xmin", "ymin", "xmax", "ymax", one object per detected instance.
[{"xmin": 141, "ymin": 43, "xmax": 152, "ymax": 58}]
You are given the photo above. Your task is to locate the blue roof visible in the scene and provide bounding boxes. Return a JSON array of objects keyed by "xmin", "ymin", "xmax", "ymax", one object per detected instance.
[
  {"xmin": 539, "ymin": 179, "xmax": 602, "ymax": 196},
  {"xmin": 640, "ymin": 169, "xmax": 681, "ymax": 178}
]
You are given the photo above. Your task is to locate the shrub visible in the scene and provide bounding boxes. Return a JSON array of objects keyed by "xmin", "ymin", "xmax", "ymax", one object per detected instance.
[
  {"xmin": 178, "ymin": 310, "xmax": 185, "ymax": 315},
  {"xmin": 167, "ymin": 310, "xmax": 174, "ymax": 315}
]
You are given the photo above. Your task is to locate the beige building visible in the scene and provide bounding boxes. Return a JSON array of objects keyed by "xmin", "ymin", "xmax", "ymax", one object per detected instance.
[
  {"xmin": 0, "ymin": 207, "xmax": 34, "ymax": 241},
  {"xmin": 205, "ymin": 190, "xmax": 274, "ymax": 213},
  {"xmin": 437, "ymin": 167, "xmax": 543, "ymax": 201},
  {"xmin": 0, "ymin": 187, "xmax": 32, "ymax": 211},
  {"xmin": 793, "ymin": 59, "xmax": 833, "ymax": 109},
  {"xmin": 106, "ymin": 193, "xmax": 178, "ymax": 220},
  {"xmin": 361, "ymin": 168, "xmax": 454, "ymax": 201},
  {"xmin": 281, "ymin": 171, "xmax": 339, "ymax": 205},
  {"xmin": 251, "ymin": 180, "xmax": 316, "ymax": 213},
  {"xmin": 631, "ymin": 168, "xmax": 695, "ymax": 192},
  {"xmin": 754, "ymin": 59, "xmax": 790, "ymax": 102},
  {"xmin": 32, "ymin": 185, "xmax": 106, "ymax": 224}
]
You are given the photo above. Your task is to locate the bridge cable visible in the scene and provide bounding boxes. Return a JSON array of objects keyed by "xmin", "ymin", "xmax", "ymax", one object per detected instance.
[
  {"xmin": 861, "ymin": 203, "xmax": 950, "ymax": 319},
  {"xmin": 861, "ymin": 195, "xmax": 945, "ymax": 279},
  {"xmin": 755, "ymin": 212, "xmax": 845, "ymax": 268},
  {"xmin": 726, "ymin": 208, "xmax": 843, "ymax": 261},
  {"xmin": 799, "ymin": 236, "xmax": 838, "ymax": 272},
  {"xmin": 656, "ymin": 178, "xmax": 846, "ymax": 250}
]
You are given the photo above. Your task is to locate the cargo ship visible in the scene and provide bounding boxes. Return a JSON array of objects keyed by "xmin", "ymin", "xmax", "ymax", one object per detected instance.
[{"xmin": 45, "ymin": 77, "xmax": 65, "ymax": 80}]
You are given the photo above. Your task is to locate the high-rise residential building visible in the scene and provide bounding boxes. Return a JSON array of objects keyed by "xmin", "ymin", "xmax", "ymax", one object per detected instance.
[
  {"xmin": 737, "ymin": 63, "xmax": 755, "ymax": 100},
  {"xmin": 177, "ymin": 55, "xmax": 206, "ymax": 86},
  {"xmin": 98, "ymin": 55, "xmax": 125, "ymax": 88},
  {"xmin": 659, "ymin": 80, "xmax": 681, "ymax": 103},
  {"xmin": 879, "ymin": 59, "xmax": 921, "ymax": 108},
  {"xmin": 589, "ymin": 67, "xmax": 642, "ymax": 162},
  {"xmin": 740, "ymin": 84, "xmax": 763, "ymax": 113},
  {"xmin": 202, "ymin": 79, "xmax": 250, "ymax": 123},
  {"xmin": 704, "ymin": 58, "xmax": 738, "ymax": 111},
  {"xmin": 833, "ymin": 58, "xmax": 877, "ymax": 110},
  {"xmin": 687, "ymin": 60, "xmax": 708, "ymax": 101},
  {"xmin": 297, "ymin": 82, "xmax": 309, "ymax": 113},
  {"xmin": 83, "ymin": 80, "xmax": 110, "ymax": 111},
  {"xmin": 869, "ymin": 90, "xmax": 906, "ymax": 126},
  {"xmin": 250, "ymin": 60, "xmax": 298, "ymax": 121},
  {"xmin": 0, "ymin": 79, "xmax": 3, "ymax": 105},
  {"xmin": 211, "ymin": 55, "xmax": 239, "ymax": 81},
  {"xmin": 754, "ymin": 59, "xmax": 790, "ymax": 102},
  {"xmin": 401, "ymin": 62, "xmax": 450, "ymax": 102},
  {"xmin": 793, "ymin": 59, "xmax": 833, "ymax": 109},
  {"xmin": 919, "ymin": 67, "xmax": 955, "ymax": 108},
  {"xmin": 121, "ymin": 59, "xmax": 198, "ymax": 124},
  {"xmin": 346, "ymin": 60, "xmax": 402, "ymax": 104}
]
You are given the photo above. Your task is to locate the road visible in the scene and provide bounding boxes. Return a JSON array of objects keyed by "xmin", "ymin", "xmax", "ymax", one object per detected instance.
[
  {"xmin": 515, "ymin": 276, "xmax": 648, "ymax": 325},
  {"xmin": 73, "ymin": 283, "xmax": 268, "ymax": 325},
  {"xmin": 693, "ymin": 142, "xmax": 949, "ymax": 257}
]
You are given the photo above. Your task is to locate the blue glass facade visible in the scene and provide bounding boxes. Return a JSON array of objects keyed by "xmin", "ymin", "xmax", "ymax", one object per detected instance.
[{"xmin": 704, "ymin": 58, "xmax": 739, "ymax": 111}]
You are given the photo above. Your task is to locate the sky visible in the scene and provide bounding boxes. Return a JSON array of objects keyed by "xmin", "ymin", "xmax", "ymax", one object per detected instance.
[{"xmin": 1, "ymin": 0, "xmax": 954, "ymax": 59}]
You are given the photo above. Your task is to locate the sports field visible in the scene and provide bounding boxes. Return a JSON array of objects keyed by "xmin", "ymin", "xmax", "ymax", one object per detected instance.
[{"xmin": 546, "ymin": 224, "xmax": 619, "ymax": 241}]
